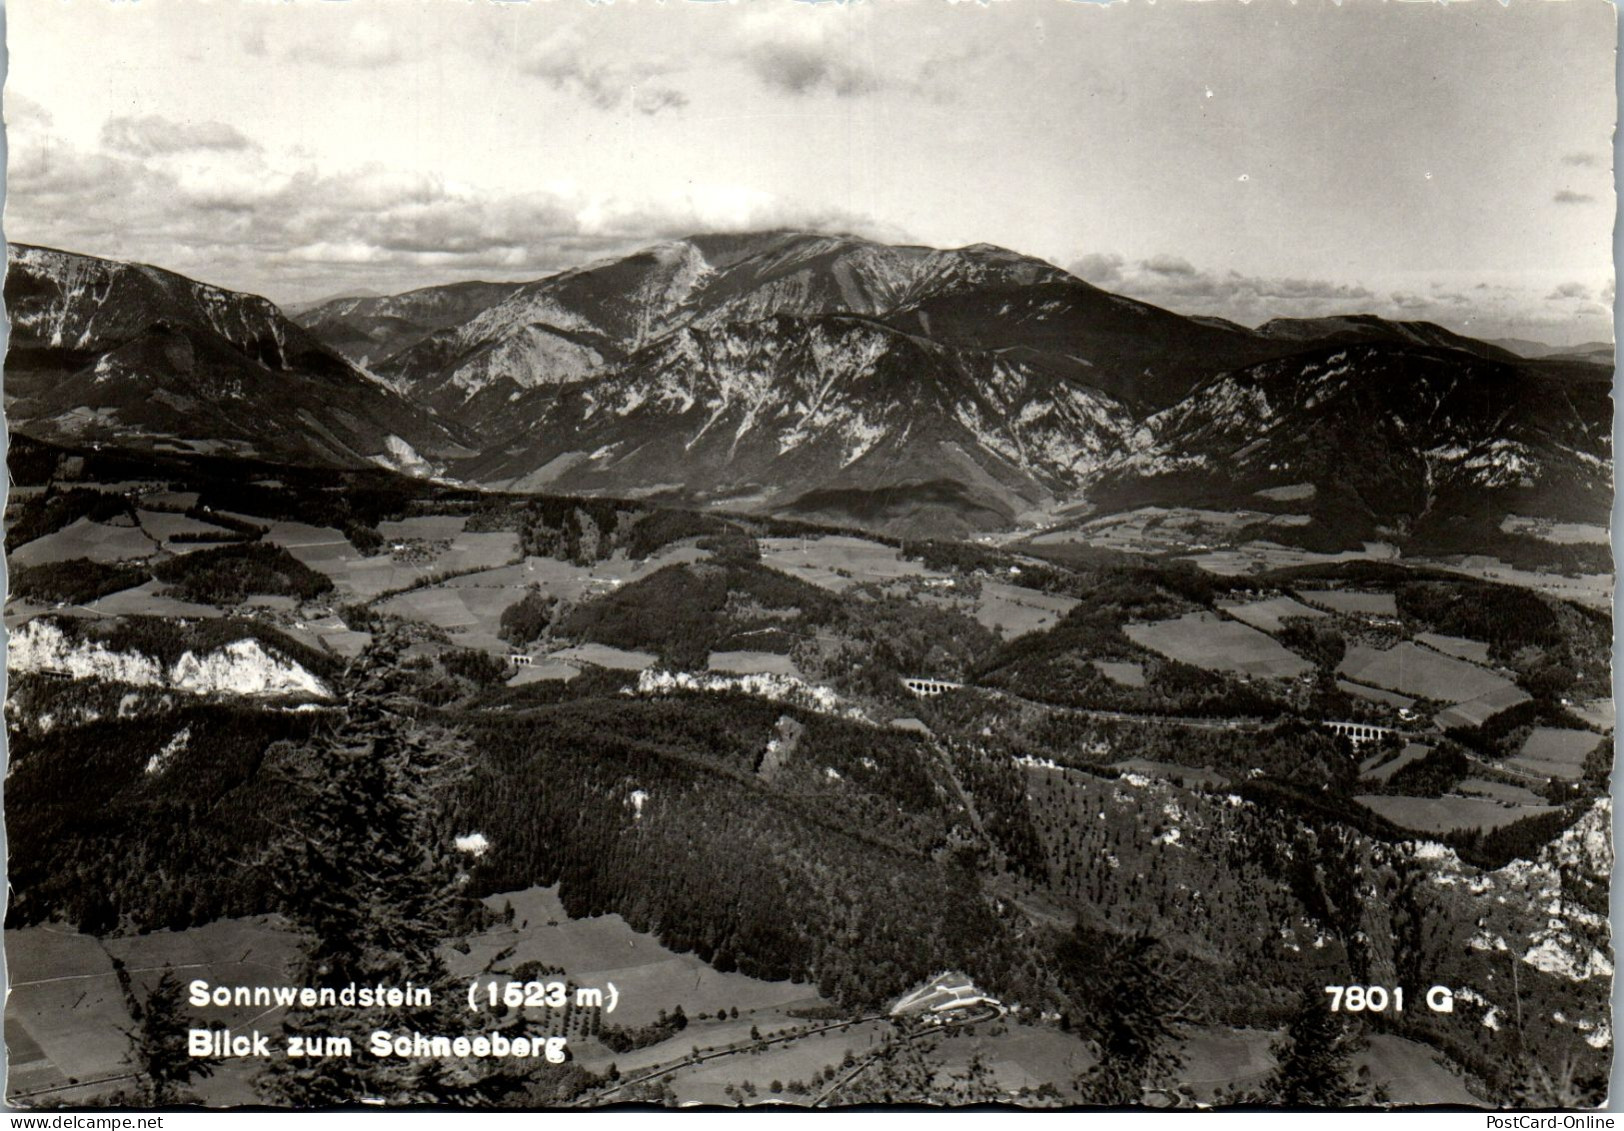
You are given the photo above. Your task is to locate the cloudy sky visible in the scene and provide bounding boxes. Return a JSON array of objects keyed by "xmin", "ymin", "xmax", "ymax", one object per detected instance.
[{"xmin": 5, "ymin": 0, "xmax": 1615, "ymax": 344}]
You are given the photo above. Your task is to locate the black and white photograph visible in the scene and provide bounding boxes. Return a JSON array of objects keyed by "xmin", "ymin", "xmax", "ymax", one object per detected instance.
[{"xmin": 0, "ymin": 0, "xmax": 1616, "ymax": 1112}]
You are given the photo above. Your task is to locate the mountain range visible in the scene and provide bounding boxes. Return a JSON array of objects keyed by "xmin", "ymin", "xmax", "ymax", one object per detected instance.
[{"xmin": 4, "ymin": 233, "xmax": 1612, "ymax": 546}]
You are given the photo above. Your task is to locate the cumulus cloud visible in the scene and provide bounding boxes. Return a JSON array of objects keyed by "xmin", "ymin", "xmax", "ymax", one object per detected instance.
[
  {"xmin": 742, "ymin": 37, "xmax": 881, "ymax": 98},
  {"xmin": 731, "ymin": 8, "xmax": 982, "ymax": 101},
  {"xmin": 1548, "ymin": 282, "xmax": 1592, "ymax": 302},
  {"xmin": 303, "ymin": 20, "xmax": 403, "ymax": 70},
  {"xmin": 1554, "ymin": 190, "xmax": 1596, "ymax": 205},
  {"xmin": 1070, "ymin": 252, "xmax": 1125, "ymax": 288},
  {"xmin": 1069, "ymin": 251, "xmax": 1379, "ymax": 324},
  {"xmin": 102, "ymin": 115, "xmax": 258, "ymax": 156},
  {"xmin": 520, "ymin": 29, "xmax": 689, "ymax": 115},
  {"xmin": 1562, "ymin": 152, "xmax": 1603, "ymax": 167},
  {"xmin": 3, "ymin": 103, "xmax": 890, "ymax": 300}
]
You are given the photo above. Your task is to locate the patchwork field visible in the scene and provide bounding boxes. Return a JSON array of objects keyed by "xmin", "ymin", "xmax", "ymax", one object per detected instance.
[
  {"xmin": 508, "ymin": 659, "xmax": 582, "ymax": 685},
  {"xmin": 277, "ymin": 520, "xmax": 520, "ymax": 602},
  {"xmin": 1415, "ymin": 633, "xmax": 1492, "ymax": 664},
  {"xmin": 10, "ymin": 518, "xmax": 157, "ymax": 567},
  {"xmin": 757, "ymin": 536, "xmax": 948, "ymax": 592},
  {"xmin": 1358, "ymin": 743, "xmax": 1431, "ymax": 783},
  {"xmin": 135, "ymin": 509, "xmax": 229, "ymax": 544},
  {"xmin": 1355, "ymin": 793, "xmax": 1556, "ymax": 834},
  {"xmin": 85, "ymin": 580, "xmax": 223, "ymax": 620},
  {"xmin": 1124, "ymin": 611, "xmax": 1312, "ymax": 680},
  {"xmin": 970, "ymin": 581, "xmax": 1080, "ymax": 638},
  {"xmin": 1185, "ymin": 541, "xmax": 1401, "ymax": 578},
  {"xmin": 709, "ymin": 651, "xmax": 801, "ymax": 677},
  {"xmin": 1570, "ymin": 698, "xmax": 1616, "ymax": 731},
  {"xmin": 661, "ymin": 1021, "xmax": 891, "ymax": 1105},
  {"xmin": 1217, "ymin": 594, "xmax": 1326, "ymax": 634},
  {"xmin": 1338, "ymin": 679, "xmax": 1415, "ymax": 709},
  {"xmin": 1457, "ymin": 778, "xmax": 1549, "ymax": 806},
  {"xmin": 5, "ymin": 917, "xmax": 302, "ymax": 1108},
  {"xmin": 1174, "ymin": 1027, "xmax": 1275, "ymax": 1099},
  {"xmin": 552, "ymin": 643, "xmax": 658, "ymax": 670},
  {"xmin": 1504, "ymin": 727, "xmax": 1606, "ymax": 782},
  {"xmin": 1338, "ymin": 643, "xmax": 1513, "ymax": 704},
  {"xmin": 1422, "ymin": 556, "xmax": 1611, "ymax": 613},
  {"xmin": 1433, "ymin": 686, "xmax": 1534, "ymax": 730},
  {"xmin": 459, "ymin": 886, "xmax": 827, "ymax": 1032},
  {"xmin": 1297, "ymin": 589, "xmax": 1399, "ymax": 617},
  {"xmin": 1031, "ymin": 507, "xmax": 1308, "ymax": 557}
]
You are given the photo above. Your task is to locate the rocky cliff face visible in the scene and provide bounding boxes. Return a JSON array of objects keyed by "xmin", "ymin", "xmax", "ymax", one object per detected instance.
[
  {"xmin": 5, "ymin": 243, "xmax": 472, "ymax": 471},
  {"xmin": 7, "ymin": 618, "xmax": 330, "ymax": 699}
]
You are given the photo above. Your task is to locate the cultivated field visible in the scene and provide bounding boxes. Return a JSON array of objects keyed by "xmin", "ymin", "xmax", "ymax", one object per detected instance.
[
  {"xmin": 508, "ymin": 659, "xmax": 582, "ymax": 685},
  {"xmin": 1433, "ymin": 686, "xmax": 1534, "ymax": 730},
  {"xmin": 551, "ymin": 643, "xmax": 658, "ymax": 670},
  {"xmin": 1505, "ymin": 727, "xmax": 1606, "ymax": 781},
  {"xmin": 1338, "ymin": 643, "xmax": 1513, "ymax": 704},
  {"xmin": 459, "ymin": 887, "xmax": 828, "ymax": 1031},
  {"xmin": 1457, "ymin": 778, "xmax": 1549, "ymax": 806},
  {"xmin": 970, "ymin": 581, "xmax": 1079, "ymax": 638},
  {"xmin": 1217, "ymin": 594, "xmax": 1326, "ymax": 634},
  {"xmin": 1414, "ymin": 632, "xmax": 1492, "ymax": 664},
  {"xmin": 86, "ymin": 580, "xmax": 223, "ymax": 619},
  {"xmin": 757, "ymin": 535, "xmax": 948, "ymax": 592},
  {"xmin": 1297, "ymin": 589, "xmax": 1398, "ymax": 617},
  {"xmin": 1355, "ymin": 794, "xmax": 1555, "ymax": 834},
  {"xmin": 1358, "ymin": 743, "xmax": 1431, "ymax": 783},
  {"xmin": 709, "ymin": 651, "xmax": 802, "ymax": 678},
  {"xmin": 1124, "ymin": 611, "xmax": 1312, "ymax": 680},
  {"xmin": 5, "ymin": 916, "xmax": 302, "ymax": 1108},
  {"xmin": 9, "ymin": 517, "xmax": 157, "ymax": 567},
  {"xmin": 1337, "ymin": 679, "xmax": 1415, "ymax": 709}
]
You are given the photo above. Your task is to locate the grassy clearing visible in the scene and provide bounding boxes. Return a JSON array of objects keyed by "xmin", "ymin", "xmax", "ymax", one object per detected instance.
[
  {"xmin": 551, "ymin": 643, "xmax": 658, "ymax": 671},
  {"xmin": 972, "ymin": 581, "xmax": 1079, "ymax": 638},
  {"xmin": 10, "ymin": 518, "xmax": 157, "ymax": 568},
  {"xmin": 757, "ymin": 536, "xmax": 946, "ymax": 593},
  {"xmin": 1125, "ymin": 611, "xmax": 1312, "ymax": 680},
  {"xmin": 1355, "ymin": 1033, "xmax": 1482, "ymax": 1106},
  {"xmin": 1415, "ymin": 632, "xmax": 1492, "ymax": 664},
  {"xmin": 1175, "ymin": 1027, "xmax": 1276, "ymax": 1097},
  {"xmin": 1457, "ymin": 778, "xmax": 1548, "ymax": 805},
  {"xmin": 1217, "ymin": 595, "xmax": 1327, "ymax": 634},
  {"xmin": 1359, "ymin": 743, "xmax": 1432, "ymax": 783},
  {"xmin": 1355, "ymin": 793, "xmax": 1555, "ymax": 834},
  {"xmin": 1338, "ymin": 643, "xmax": 1513, "ymax": 704},
  {"xmin": 663, "ymin": 1021, "xmax": 888, "ymax": 1105},
  {"xmin": 378, "ymin": 515, "xmax": 468, "ymax": 540},
  {"xmin": 1505, "ymin": 727, "xmax": 1606, "ymax": 781},
  {"xmin": 1297, "ymin": 589, "xmax": 1399, "ymax": 616},
  {"xmin": 1337, "ymin": 679, "xmax": 1415, "ymax": 709},
  {"xmin": 6, "ymin": 916, "xmax": 301, "ymax": 1107},
  {"xmin": 508, "ymin": 660, "xmax": 581, "ymax": 685},
  {"xmin": 1093, "ymin": 659, "xmax": 1147, "ymax": 687},
  {"xmin": 1434, "ymin": 686, "xmax": 1534, "ymax": 730},
  {"xmin": 87, "ymin": 580, "xmax": 224, "ymax": 620},
  {"xmin": 709, "ymin": 651, "xmax": 802, "ymax": 677}
]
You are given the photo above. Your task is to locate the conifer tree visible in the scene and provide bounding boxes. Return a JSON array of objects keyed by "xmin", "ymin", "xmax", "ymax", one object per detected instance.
[
  {"xmin": 254, "ymin": 633, "xmax": 524, "ymax": 1106},
  {"xmin": 1064, "ymin": 930, "xmax": 1189, "ymax": 1105},
  {"xmin": 123, "ymin": 969, "xmax": 217, "ymax": 1106},
  {"xmin": 1248, "ymin": 986, "xmax": 1362, "ymax": 1107}
]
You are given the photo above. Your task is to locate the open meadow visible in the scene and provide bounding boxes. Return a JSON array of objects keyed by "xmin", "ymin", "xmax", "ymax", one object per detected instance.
[{"xmin": 1124, "ymin": 611, "xmax": 1312, "ymax": 680}]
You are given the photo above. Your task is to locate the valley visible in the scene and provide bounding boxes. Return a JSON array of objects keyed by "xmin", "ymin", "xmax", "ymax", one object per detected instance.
[{"xmin": 1, "ymin": 230, "xmax": 1612, "ymax": 1109}]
